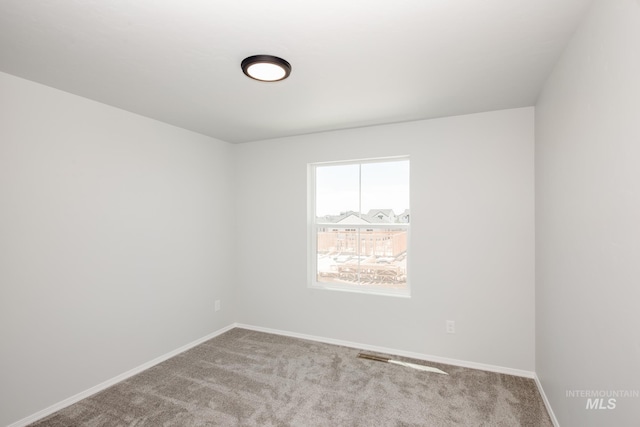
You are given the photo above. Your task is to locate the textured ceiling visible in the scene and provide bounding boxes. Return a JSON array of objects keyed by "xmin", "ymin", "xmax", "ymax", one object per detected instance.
[{"xmin": 0, "ymin": 0, "xmax": 592, "ymax": 143}]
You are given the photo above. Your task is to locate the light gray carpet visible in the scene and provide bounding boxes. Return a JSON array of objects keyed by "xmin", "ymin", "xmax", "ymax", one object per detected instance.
[{"xmin": 30, "ymin": 328, "xmax": 552, "ymax": 426}]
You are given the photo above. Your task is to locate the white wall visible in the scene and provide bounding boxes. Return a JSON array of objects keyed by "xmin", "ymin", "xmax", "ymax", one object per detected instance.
[
  {"xmin": 0, "ymin": 72, "xmax": 236, "ymax": 426},
  {"xmin": 235, "ymin": 107, "xmax": 535, "ymax": 371},
  {"xmin": 536, "ymin": 0, "xmax": 640, "ymax": 425}
]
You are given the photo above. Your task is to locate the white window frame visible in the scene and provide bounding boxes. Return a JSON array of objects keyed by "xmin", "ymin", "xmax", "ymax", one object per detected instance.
[{"xmin": 307, "ymin": 157, "xmax": 410, "ymax": 297}]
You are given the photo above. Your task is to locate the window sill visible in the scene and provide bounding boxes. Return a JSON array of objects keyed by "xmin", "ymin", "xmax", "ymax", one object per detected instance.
[{"xmin": 308, "ymin": 283, "xmax": 411, "ymax": 298}]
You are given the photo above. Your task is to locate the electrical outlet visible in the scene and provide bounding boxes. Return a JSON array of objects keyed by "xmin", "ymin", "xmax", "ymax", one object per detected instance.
[
  {"xmin": 215, "ymin": 300, "xmax": 221, "ymax": 312},
  {"xmin": 446, "ymin": 320, "xmax": 455, "ymax": 334}
]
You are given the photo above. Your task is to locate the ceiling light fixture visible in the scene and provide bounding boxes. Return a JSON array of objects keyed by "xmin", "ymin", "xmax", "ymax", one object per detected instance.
[{"xmin": 241, "ymin": 55, "xmax": 291, "ymax": 82}]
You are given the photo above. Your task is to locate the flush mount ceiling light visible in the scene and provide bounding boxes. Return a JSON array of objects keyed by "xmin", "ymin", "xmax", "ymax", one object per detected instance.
[{"xmin": 241, "ymin": 55, "xmax": 291, "ymax": 82}]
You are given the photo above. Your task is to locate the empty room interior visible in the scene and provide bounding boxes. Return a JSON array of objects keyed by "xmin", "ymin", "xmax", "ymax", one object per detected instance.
[{"xmin": 1, "ymin": 1, "xmax": 639, "ymax": 426}]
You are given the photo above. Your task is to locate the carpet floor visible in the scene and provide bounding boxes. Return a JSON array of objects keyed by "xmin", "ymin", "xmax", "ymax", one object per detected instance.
[{"xmin": 29, "ymin": 328, "xmax": 552, "ymax": 426}]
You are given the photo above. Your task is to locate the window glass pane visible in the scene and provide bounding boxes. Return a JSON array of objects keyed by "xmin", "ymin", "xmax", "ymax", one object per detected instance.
[
  {"xmin": 315, "ymin": 164, "xmax": 359, "ymax": 220},
  {"xmin": 316, "ymin": 227, "xmax": 360, "ymax": 283},
  {"xmin": 316, "ymin": 226, "xmax": 407, "ymax": 288},
  {"xmin": 357, "ymin": 228, "xmax": 408, "ymax": 288},
  {"xmin": 361, "ymin": 160, "xmax": 410, "ymax": 223}
]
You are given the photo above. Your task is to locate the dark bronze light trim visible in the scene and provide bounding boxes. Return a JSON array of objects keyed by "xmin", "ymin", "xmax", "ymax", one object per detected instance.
[{"xmin": 241, "ymin": 55, "xmax": 291, "ymax": 82}]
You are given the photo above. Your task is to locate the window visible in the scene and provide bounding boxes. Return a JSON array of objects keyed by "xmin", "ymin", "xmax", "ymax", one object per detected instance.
[{"xmin": 308, "ymin": 157, "xmax": 410, "ymax": 296}]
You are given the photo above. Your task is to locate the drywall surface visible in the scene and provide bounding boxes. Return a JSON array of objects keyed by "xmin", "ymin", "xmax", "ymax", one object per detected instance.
[
  {"xmin": 536, "ymin": 0, "xmax": 640, "ymax": 425},
  {"xmin": 235, "ymin": 107, "xmax": 535, "ymax": 372},
  {"xmin": 0, "ymin": 72, "xmax": 235, "ymax": 426}
]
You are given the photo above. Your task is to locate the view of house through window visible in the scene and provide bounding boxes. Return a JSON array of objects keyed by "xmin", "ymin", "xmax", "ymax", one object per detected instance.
[{"xmin": 309, "ymin": 158, "xmax": 410, "ymax": 295}]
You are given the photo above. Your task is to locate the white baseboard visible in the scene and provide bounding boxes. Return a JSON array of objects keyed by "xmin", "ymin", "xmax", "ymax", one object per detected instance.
[
  {"xmin": 534, "ymin": 373, "xmax": 560, "ymax": 427},
  {"xmin": 235, "ymin": 323, "xmax": 536, "ymax": 379},
  {"xmin": 8, "ymin": 323, "xmax": 236, "ymax": 427}
]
